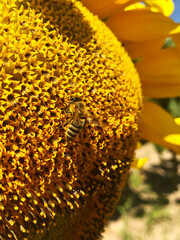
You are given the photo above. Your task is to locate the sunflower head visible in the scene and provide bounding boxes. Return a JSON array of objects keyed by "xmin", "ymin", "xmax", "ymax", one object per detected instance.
[{"xmin": 0, "ymin": 0, "xmax": 142, "ymax": 239}]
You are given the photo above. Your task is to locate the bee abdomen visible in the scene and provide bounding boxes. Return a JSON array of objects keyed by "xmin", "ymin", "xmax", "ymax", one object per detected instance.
[
  {"xmin": 69, "ymin": 125, "xmax": 81, "ymax": 133},
  {"xmin": 66, "ymin": 124, "xmax": 82, "ymax": 141},
  {"xmin": 66, "ymin": 118, "xmax": 86, "ymax": 141},
  {"xmin": 66, "ymin": 131, "xmax": 77, "ymax": 141}
]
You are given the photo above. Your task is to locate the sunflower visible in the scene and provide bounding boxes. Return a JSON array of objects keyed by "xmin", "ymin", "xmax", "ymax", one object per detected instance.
[
  {"xmin": 82, "ymin": 0, "xmax": 180, "ymax": 154},
  {"xmin": 0, "ymin": 0, "xmax": 179, "ymax": 240}
]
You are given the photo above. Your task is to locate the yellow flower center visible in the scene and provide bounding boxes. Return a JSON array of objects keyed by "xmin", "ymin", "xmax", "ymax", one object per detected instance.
[{"xmin": 0, "ymin": 0, "xmax": 142, "ymax": 239}]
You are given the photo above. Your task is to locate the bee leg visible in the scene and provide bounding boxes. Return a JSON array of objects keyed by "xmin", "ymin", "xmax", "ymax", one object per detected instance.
[
  {"xmin": 56, "ymin": 120, "xmax": 70, "ymax": 130},
  {"xmin": 63, "ymin": 120, "xmax": 71, "ymax": 128},
  {"xmin": 56, "ymin": 109, "xmax": 73, "ymax": 129},
  {"xmin": 60, "ymin": 110, "xmax": 71, "ymax": 115}
]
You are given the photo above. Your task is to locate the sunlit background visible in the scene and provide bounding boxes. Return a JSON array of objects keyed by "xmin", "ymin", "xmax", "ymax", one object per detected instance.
[{"xmin": 171, "ymin": 0, "xmax": 180, "ymax": 22}]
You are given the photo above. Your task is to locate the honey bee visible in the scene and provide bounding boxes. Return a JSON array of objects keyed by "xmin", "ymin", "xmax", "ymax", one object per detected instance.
[{"xmin": 65, "ymin": 97, "xmax": 88, "ymax": 141}]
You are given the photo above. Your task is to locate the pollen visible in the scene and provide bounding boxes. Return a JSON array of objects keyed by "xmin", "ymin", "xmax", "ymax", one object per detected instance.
[{"xmin": 0, "ymin": 0, "xmax": 142, "ymax": 239}]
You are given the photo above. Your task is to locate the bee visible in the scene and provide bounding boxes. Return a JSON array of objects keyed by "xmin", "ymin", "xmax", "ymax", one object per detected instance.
[{"xmin": 65, "ymin": 97, "xmax": 88, "ymax": 141}]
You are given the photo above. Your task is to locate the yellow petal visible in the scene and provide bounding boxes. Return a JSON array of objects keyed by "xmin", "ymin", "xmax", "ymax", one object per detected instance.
[
  {"xmin": 175, "ymin": 118, "xmax": 180, "ymax": 126},
  {"xmin": 140, "ymin": 100, "xmax": 180, "ymax": 153},
  {"xmin": 125, "ymin": 2, "xmax": 147, "ymax": 11},
  {"xmin": 135, "ymin": 48, "xmax": 180, "ymax": 98},
  {"xmin": 106, "ymin": 10, "xmax": 178, "ymax": 42},
  {"xmin": 144, "ymin": 0, "xmax": 174, "ymax": 16},
  {"xmin": 136, "ymin": 141, "xmax": 142, "ymax": 148},
  {"xmin": 132, "ymin": 157, "xmax": 148, "ymax": 169},
  {"xmin": 142, "ymin": 84, "xmax": 180, "ymax": 98},
  {"xmin": 173, "ymin": 33, "xmax": 180, "ymax": 49},
  {"xmin": 124, "ymin": 37, "xmax": 165, "ymax": 59},
  {"xmin": 164, "ymin": 134, "xmax": 180, "ymax": 145},
  {"xmin": 125, "ymin": 0, "xmax": 174, "ymax": 16},
  {"xmin": 170, "ymin": 25, "xmax": 180, "ymax": 35},
  {"xmin": 81, "ymin": 0, "xmax": 138, "ymax": 19},
  {"xmin": 136, "ymin": 48, "xmax": 180, "ymax": 78}
]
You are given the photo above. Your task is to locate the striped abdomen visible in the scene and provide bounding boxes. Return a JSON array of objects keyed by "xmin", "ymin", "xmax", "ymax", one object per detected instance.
[{"xmin": 66, "ymin": 118, "xmax": 86, "ymax": 141}]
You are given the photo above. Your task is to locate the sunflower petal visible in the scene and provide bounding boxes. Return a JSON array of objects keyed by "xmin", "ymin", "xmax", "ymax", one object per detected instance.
[
  {"xmin": 135, "ymin": 48, "xmax": 180, "ymax": 98},
  {"xmin": 124, "ymin": 37, "xmax": 165, "ymax": 59},
  {"xmin": 81, "ymin": 0, "xmax": 138, "ymax": 19},
  {"xmin": 142, "ymin": 84, "xmax": 180, "ymax": 98},
  {"xmin": 125, "ymin": 2, "xmax": 147, "ymax": 11},
  {"xmin": 144, "ymin": 0, "xmax": 174, "ymax": 16},
  {"xmin": 125, "ymin": 0, "xmax": 174, "ymax": 16},
  {"xmin": 170, "ymin": 25, "xmax": 180, "ymax": 35},
  {"xmin": 132, "ymin": 157, "xmax": 148, "ymax": 169},
  {"xmin": 136, "ymin": 48, "xmax": 180, "ymax": 78},
  {"xmin": 140, "ymin": 100, "xmax": 180, "ymax": 153},
  {"xmin": 173, "ymin": 33, "xmax": 180, "ymax": 49},
  {"xmin": 164, "ymin": 134, "xmax": 180, "ymax": 145},
  {"xmin": 106, "ymin": 10, "xmax": 178, "ymax": 42},
  {"xmin": 175, "ymin": 118, "xmax": 180, "ymax": 126}
]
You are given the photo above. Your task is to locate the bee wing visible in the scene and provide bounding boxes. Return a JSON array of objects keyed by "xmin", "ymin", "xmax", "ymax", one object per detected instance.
[
  {"xmin": 71, "ymin": 109, "xmax": 83, "ymax": 126},
  {"xmin": 87, "ymin": 117, "xmax": 98, "ymax": 126}
]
